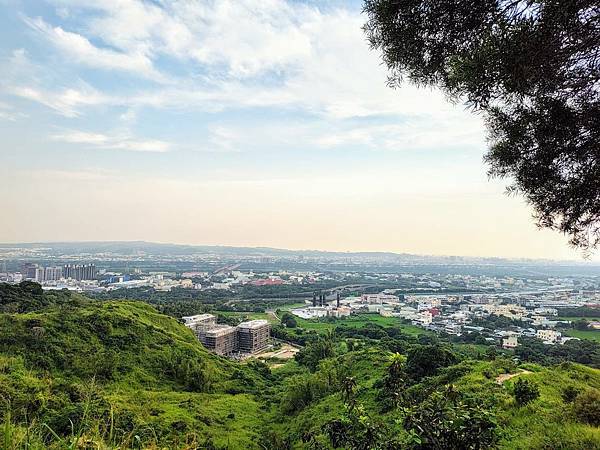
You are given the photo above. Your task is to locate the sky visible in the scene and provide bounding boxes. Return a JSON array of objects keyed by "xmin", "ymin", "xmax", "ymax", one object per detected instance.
[{"xmin": 0, "ymin": 0, "xmax": 590, "ymax": 260}]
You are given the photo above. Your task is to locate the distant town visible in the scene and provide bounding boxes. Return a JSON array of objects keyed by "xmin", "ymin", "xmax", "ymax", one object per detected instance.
[{"xmin": 2, "ymin": 241, "xmax": 600, "ymax": 356}]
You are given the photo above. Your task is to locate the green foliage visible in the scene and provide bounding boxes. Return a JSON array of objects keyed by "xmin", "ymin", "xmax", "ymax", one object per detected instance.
[
  {"xmin": 573, "ymin": 389, "xmax": 600, "ymax": 427},
  {"xmin": 280, "ymin": 312, "xmax": 297, "ymax": 328},
  {"xmin": 363, "ymin": 0, "xmax": 600, "ymax": 249},
  {"xmin": 2, "ymin": 284, "xmax": 600, "ymax": 448},
  {"xmin": 513, "ymin": 378, "xmax": 540, "ymax": 406},
  {"xmin": 377, "ymin": 353, "xmax": 407, "ymax": 411},
  {"xmin": 295, "ymin": 335, "xmax": 335, "ymax": 372},
  {"xmin": 515, "ymin": 337, "xmax": 600, "ymax": 368},
  {"xmin": 562, "ymin": 385, "xmax": 581, "ymax": 404},
  {"xmin": 403, "ymin": 389, "xmax": 499, "ymax": 450},
  {"xmin": 324, "ymin": 404, "xmax": 395, "ymax": 450},
  {"xmin": 405, "ymin": 344, "xmax": 457, "ymax": 381}
]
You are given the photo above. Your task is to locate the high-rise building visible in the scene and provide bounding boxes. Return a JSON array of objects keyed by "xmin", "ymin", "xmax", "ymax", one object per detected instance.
[
  {"xmin": 63, "ymin": 264, "xmax": 97, "ymax": 280},
  {"xmin": 21, "ymin": 263, "xmax": 38, "ymax": 280},
  {"xmin": 44, "ymin": 266, "xmax": 63, "ymax": 281},
  {"xmin": 33, "ymin": 266, "xmax": 64, "ymax": 282},
  {"xmin": 34, "ymin": 267, "xmax": 45, "ymax": 283}
]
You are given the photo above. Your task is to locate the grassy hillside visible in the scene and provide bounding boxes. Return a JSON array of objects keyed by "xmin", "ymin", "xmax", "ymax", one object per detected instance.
[
  {"xmin": 1, "ymin": 282, "xmax": 600, "ymax": 449},
  {"xmin": 0, "ymin": 283, "xmax": 269, "ymax": 448}
]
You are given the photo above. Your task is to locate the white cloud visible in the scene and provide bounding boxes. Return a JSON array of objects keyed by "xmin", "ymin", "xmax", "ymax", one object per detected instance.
[
  {"xmin": 315, "ymin": 116, "xmax": 486, "ymax": 151},
  {"xmin": 51, "ymin": 129, "xmax": 171, "ymax": 152},
  {"xmin": 5, "ymin": 0, "xmax": 486, "ymax": 154},
  {"xmin": 0, "ymin": 100, "xmax": 27, "ymax": 121},
  {"xmin": 24, "ymin": 16, "xmax": 165, "ymax": 81},
  {"xmin": 10, "ymin": 84, "xmax": 108, "ymax": 117}
]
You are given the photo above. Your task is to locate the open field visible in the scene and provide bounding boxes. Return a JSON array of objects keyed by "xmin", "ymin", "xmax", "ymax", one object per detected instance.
[
  {"xmin": 256, "ymin": 343, "xmax": 299, "ymax": 361},
  {"xmin": 212, "ymin": 310, "xmax": 278, "ymax": 323},
  {"xmin": 559, "ymin": 316, "xmax": 600, "ymax": 322},
  {"xmin": 565, "ymin": 329, "xmax": 600, "ymax": 342},
  {"xmin": 294, "ymin": 313, "xmax": 431, "ymax": 336}
]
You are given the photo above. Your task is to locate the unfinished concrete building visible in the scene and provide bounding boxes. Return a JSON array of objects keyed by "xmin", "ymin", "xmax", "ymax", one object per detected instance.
[
  {"xmin": 183, "ymin": 314, "xmax": 271, "ymax": 356},
  {"xmin": 237, "ymin": 319, "xmax": 270, "ymax": 353},
  {"xmin": 197, "ymin": 324, "xmax": 237, "ymax": 355},
  {"xmin": 182, "ymin": 313, "xmax": 216, "ymax": 333}
]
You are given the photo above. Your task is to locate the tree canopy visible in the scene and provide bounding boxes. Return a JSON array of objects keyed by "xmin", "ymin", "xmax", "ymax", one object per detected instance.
[{"xmin": 364, "ymin": 0, "xmax": 600, "ymax": 251}]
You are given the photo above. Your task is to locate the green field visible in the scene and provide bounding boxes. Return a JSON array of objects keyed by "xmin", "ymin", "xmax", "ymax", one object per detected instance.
[
  {"xmin": 213, "ymin": 310, "xmax": 277, "ymax": 323},
  {"xmin": 294, "ymin": 313, "xmax": 430, "ymax": 336},
  {"xmin": 559, "ymin": 316, "xmax": 600, "ymax": 322},
  {"xmin": 565, "ymin": 329, "xmax": 600, "ymax": 342}
]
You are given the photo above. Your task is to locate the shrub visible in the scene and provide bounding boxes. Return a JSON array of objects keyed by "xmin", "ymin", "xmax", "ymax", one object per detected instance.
[
  {"xmin": 573, "ymin": 389, "xmax": 600, "ymax": 427},
  {"xmin": 562, "ymin": 386, "xmax": 580, "ymax": 404},
  {"xmin": 513, "ymin": 379, "xmax": 540, "ymax": 406}
]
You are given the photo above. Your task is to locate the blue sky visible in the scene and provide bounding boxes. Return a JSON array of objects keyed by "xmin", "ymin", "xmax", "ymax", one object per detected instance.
[{"xmin": 0, "ymin": 0, "xmax": 586, "ymax": 259}]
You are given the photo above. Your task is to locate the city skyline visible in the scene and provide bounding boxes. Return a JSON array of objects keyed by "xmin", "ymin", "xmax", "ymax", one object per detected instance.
[{"xmin": 0, "ymin": 0, "xmax": 591, "ymax": 260}]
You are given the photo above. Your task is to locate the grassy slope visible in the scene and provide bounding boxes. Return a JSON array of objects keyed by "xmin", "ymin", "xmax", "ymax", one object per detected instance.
[
  {"xmin": 271, "ymin": 355, "xmax": 600, "ymax": 449},
  {"xmin": 2, "ymin": 291, "xmax": 600, "ymax": 449},
  {"xmin": 0, "ymin": 299, "xmax": 267, "ymax": 448}
]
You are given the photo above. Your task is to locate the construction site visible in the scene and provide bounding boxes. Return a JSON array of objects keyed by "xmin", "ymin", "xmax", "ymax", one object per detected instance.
[{"xmin": 183, "ymin": 314, "xmax": 271, "ymax": 356}]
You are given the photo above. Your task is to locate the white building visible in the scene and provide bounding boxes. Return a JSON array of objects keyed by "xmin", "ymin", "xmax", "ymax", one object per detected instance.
[
  {"xmin": 361, "ymin": 293, "xmax": 400, "ymax": 304},
  {"xmin": 536, "ymin": 329, "xmax": 562, "ymax": 344},
  {"xmin": 502, "ymin": 335, "xmax": 518, "ymax": 349},
  {"xmin": 414, "ymin": 311, "xmax": 432, "ymax": 326}
]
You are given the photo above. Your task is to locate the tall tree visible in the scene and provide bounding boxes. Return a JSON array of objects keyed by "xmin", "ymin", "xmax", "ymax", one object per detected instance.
[{"xmin": 364, "ymin": 0, "xmax": 600, "ymax": 251}]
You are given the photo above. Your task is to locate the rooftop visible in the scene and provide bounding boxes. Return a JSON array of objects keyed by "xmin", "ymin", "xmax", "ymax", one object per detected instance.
[
  {"xmin": 237, "ymin": 319, "xmax": 270, "ymax": 329},
  {"xmin": 205, "ymin": 324, "xmax": 236, "ymax": 337},
  {"xmin": 182, "ymin": 313, "xmax": 215, "ymax": 323}
]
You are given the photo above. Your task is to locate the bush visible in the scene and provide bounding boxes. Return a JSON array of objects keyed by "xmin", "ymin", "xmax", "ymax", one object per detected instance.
[
  {"xmin": 403, "ymin": 389, "xmax": 499, "ymax": 450},
  {"xmin": 513, "ymin": 379, "xmax": 540, "ymax": 406},
  {"xmin": 405, "ymin": 345, "xmax": 457, "ymax": 381},
  {"xmin": 562, "ymin": 386, "xmax": 580, "ymax": 404},
  {"xmin": 572, "ymin": 389, "xmax": 600, "ymax": 426}
]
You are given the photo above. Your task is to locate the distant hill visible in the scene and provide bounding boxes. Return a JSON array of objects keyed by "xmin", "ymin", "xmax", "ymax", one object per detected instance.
[{"xmin": 0, "ymin": 239, "xmax": 587, "ymax": 263}]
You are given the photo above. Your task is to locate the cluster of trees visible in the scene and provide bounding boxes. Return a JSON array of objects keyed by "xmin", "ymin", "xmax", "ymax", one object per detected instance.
[
  {"xmin": 0, "ymin": 281, "xmax": 80, "ymax": 313},
  {"xmin": 515, "ymin": 337, "xmax": 600, "ymax": 368}
]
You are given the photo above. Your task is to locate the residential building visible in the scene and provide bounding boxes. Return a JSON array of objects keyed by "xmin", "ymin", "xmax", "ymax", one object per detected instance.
[
  {"xmin": 502, "ymin": 335, "xmax": 518, "ymax": 349},
  {"xmin": 197, "ymin": 325, "xmax": 237, "ymax": 355},
  {"xmin": 237, "ymin": 320, "xmax": 270, "ymax": 353},
  {"xmin": 536, "ymin": 329, "xmax": 562, "ymax": 343}
]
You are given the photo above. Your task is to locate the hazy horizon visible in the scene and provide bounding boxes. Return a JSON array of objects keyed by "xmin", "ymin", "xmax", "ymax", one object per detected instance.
[
  {"xmin": 2, "ymin": 239, "xmax": 599, "ymax": 264},
  {"xmin": 0, "ymin": 0, "xmax": 593, "ymax": 261}
]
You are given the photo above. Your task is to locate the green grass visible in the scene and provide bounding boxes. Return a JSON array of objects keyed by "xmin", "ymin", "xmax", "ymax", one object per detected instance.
[
  {"xmin": 294, "ymin": 313, "xmax": 431, "ymax": 336},
  {"xmin": 212, "ymin": 310, "xmax": 278, "ymax": 323},
  {"xmin": 559, "ymin": 316, "xmax": 600, "ymax": 322},
  {"xmin": 565, "ymin": 329, "xmax": 600, "ymax": 342}
]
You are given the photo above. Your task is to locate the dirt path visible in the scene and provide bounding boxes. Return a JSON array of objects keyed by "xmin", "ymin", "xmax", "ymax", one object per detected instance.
[{"xmin": 495, "ymin": 370, "xmax": 532, "ymax": 384}]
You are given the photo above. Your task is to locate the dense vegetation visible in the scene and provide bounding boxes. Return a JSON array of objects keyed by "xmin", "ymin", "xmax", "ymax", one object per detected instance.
[{"xmin": 1, "ymin": 282, "xmax": 600, "ymax": 449}]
